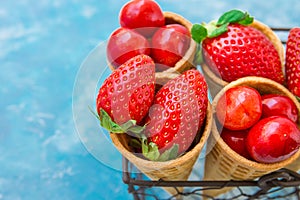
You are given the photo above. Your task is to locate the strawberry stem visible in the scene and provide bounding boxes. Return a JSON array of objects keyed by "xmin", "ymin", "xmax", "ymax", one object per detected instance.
[
  {"xmin": 194, "ymin": 44, "xmax": 203, "ymax": 65},
  {"xmin": 88, "ymin": 106, "xmax": 101, "ymax": 120}
]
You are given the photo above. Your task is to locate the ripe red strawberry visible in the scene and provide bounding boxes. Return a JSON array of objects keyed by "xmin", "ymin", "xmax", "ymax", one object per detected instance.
[
  {"xmin": 191, "ymin": 10, "xmax": 284, "ymax": 84},
  {"xmin": 96, "ymin": 54, "xmax": 155, "ymax": 132},
  {"xmin": 285, "ymin": 27, "xmax": 300, "ymax": 98},
  {"xmin": 142, "ymin": 69, "xmax": 208, "ymax": 160}
]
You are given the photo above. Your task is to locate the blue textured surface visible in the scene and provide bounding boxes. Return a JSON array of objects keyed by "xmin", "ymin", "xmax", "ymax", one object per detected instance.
[{"xmin": 1, "ymin": 0, "xmax": 299, "ymax": 199}]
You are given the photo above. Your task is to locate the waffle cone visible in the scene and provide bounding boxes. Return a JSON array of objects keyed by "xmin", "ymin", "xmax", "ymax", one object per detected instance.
[
  {"xmin": 111, "ymin": 102, "xmax": 212, "ymax": 196},
  {"xmin": 201, "ymin": 20, "xmax": 285, "ymax": 98},
  {"xmin": 203, "ymin": 76, "xmax": 300, "ymax": 197},
  {"xmin": 108, "ymin": 11, "xmax": 197, "ymax": 72}
]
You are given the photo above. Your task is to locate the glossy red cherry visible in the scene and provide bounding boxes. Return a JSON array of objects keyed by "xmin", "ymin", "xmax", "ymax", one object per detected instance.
[
  {"xmin": 119, "ymin": 0, "xmax": 165, "ymax": 37},
  {"xmin": 106, "ymin": 27, "xmax": 150, "ymax": 67},
  {"xmin": 220, "ymin": 128, "xmax": 251, "ymax": 159},
  {"xmin": 151, "ymin": 24, "xmax": 190, "ymax": 70},
  {"xmin": 216, "ymin": 86, "xmax": 262, "ymax": 130},
  {"xmin": 247, "ymin": 116, "xmax": 300, "ymax": 163},
  {"xmin": 261, "ymin": 94, "xmax": 298, "ymax": 123}
]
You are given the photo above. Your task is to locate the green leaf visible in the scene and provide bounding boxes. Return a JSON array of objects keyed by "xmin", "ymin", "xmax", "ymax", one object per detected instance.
[
  {"xmin": 217, "ymin": 9, "xmax": 253, "ymax": 26},
  {"xmin": 142, "ymin": 140, "xmax": 160, "ymax": 161},
  {"xmin": 127, "ymin": 124, "xmax": 146, "ymax": 135},
  {"xmin": 191, "ymin": 24, "xmax": 207, "ymax": 44},
  {"xmin": 157, "ymin": 144, "xmax": 179, "ymax": 161},
  {"xmin": 99, "ymin": 108, "xmax": 124, "ymax": 133},
  {"xmin": 97, "ymin": 108, "xmax": 146, "ymax": 134},
  {"xmin": 141, "ymin": 137, "xmax": 179, "ymax": 161},
  {"xmin": 238, "ymin": 12, "xmax": 254, "ymax": 25},
  {"xmin": 217, "ymin": 9, "xmax": 246, "ymax": 25},
  {"xmin": 120, "ymin": 120, "xmax": 137, "ymax": 131},
  {"xmin": 296, "ymin": 96, "xmax": 300, "ymax": 102},
  {"xmin": 191, "ymin": 9, "xmax": 254, "ymax": 42},
  {"xmin": 141, "ymin": 137, "xmax": 149, "ymax": 154},
  {"xmin": 208, "ymin": 23, "xmax": 229, "ymax": 38}
]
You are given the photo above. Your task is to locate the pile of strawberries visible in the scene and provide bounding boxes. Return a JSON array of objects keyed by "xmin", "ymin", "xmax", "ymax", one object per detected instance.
[
  {"xmin": 96, "ymin": 55, "xmax": 208, "ymax": 161},
  {"xmin": 95, "ymin": 0, "xmax": 300, "ymax": 162}
]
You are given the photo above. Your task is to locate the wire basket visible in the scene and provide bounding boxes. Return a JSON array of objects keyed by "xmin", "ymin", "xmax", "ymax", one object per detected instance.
[
  {"xmin": 121, "ymin": 27, "xmax": 300, "ymax": 200},
  {"xmin": 122, "ymin": 157, "xmax": 300, "ymax": 200}
]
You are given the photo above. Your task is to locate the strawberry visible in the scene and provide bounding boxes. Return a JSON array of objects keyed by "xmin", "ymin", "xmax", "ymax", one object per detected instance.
[
  {"xmin": 191, "ymin": 9, "xmax": 284, "ymax": 84},
  {"xmin": 142, "ymin": 69, "xmax": 208, "ymax": 161},
  {"xmin": 96, "ymin": 54, "xmax": 155, "ymax": 133},
  {"xmin": 285, "ymin": 27, "xmax": 300, "ymax": 99}
]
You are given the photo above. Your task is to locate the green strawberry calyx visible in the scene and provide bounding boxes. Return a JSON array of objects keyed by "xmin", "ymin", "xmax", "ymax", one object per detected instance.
[
  {"xmin": 93, "ymin": 108, "xmax": 146, "ymax": 134},
  {"xmin": 141, "ymin": 136, "xmax": 179, "ymax": 161},
  {"xmin": 191, "ymin": 9, "xmax": 254, "ymax": 64},
  {"xmin": 130, "ymin": 135, "xmax": 179, "ymax": 161},
  {"xmin": 92, "ymin": 108, "xmax": 179, "ymax": 161},
  {"xmin": 191, "ymin": 9, "xmax": 254, "ymax": 43}
]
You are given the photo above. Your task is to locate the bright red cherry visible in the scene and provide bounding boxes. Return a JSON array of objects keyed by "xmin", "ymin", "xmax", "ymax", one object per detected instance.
[
  {"xmin": 119, "ymin": 0, "xmax": 165, "ymax": 37},
  {"xmin": 106, "ymin": 27, "xmax": 150, "ymax": 67},
  {"xmin": 261, "ymin": 94, "xmax": 298, "ymax": 123},
  {"xmin": 220, "ymin": 128, "xmax": 251, "ymax": 159},
  {"xmin": 247, "ymin": 116, "xmax": 300, "ymax": 163},
  {"xmin": 151, "ymin": 24, "xmax": 191, "ymax": 70},
  {"xmin": 216, "ymin": 86, "xmax": 262, "ymax": 130}
]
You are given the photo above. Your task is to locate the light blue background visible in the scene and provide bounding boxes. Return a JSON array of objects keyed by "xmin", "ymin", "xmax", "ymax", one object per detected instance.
[{"xmin": 1, "ymin": 0, "xmax": 299, "ymax": 199}]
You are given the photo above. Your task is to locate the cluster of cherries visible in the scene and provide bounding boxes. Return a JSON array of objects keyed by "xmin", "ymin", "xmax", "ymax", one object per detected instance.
[
  {"xmin": 106, "ymin": 0, "xmax": 191, "ymax": 71},
  {"xmin": 216, "ymin": 86, "xmax": 300, "ymax": 164}
]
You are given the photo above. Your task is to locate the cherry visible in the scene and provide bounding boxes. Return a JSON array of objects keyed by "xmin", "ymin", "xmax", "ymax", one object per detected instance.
[
  {"xmin": 119, "ymin": 0, "xmax": 165, "ymax": 37},
  {"xmin": 220, "ymin": 128, "xmax": 251, "ymax": 159},
  {"xmin": 106, "ymin": 27, "xmax": 150, "ymax": 67},
  {"xmin": 247, "ymin": 116, "xmax": 300, "ymax": 163},
  {"xmin": 151, "ymin": 24, "xmax": 191, "ymax": 70},
  {"xmin": 216, "ymin": 86, "xmax": 262, "ymax": 130},
  {"xmin": 261, "ymin": 94, "xmax": 298, "ymax": 123}
]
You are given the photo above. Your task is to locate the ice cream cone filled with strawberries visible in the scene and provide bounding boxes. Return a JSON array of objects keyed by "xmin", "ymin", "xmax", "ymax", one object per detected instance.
[
  {"xmin": 191, "ymin": 9, "xmax": 285, "ymax": 97},
  {"xmin": 95, "ymin": 1, "xmax": 213, "ymax": 196},
  {"xmin": 95, "ymin": 53, "xmax": 212, "ymax": 196}
]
